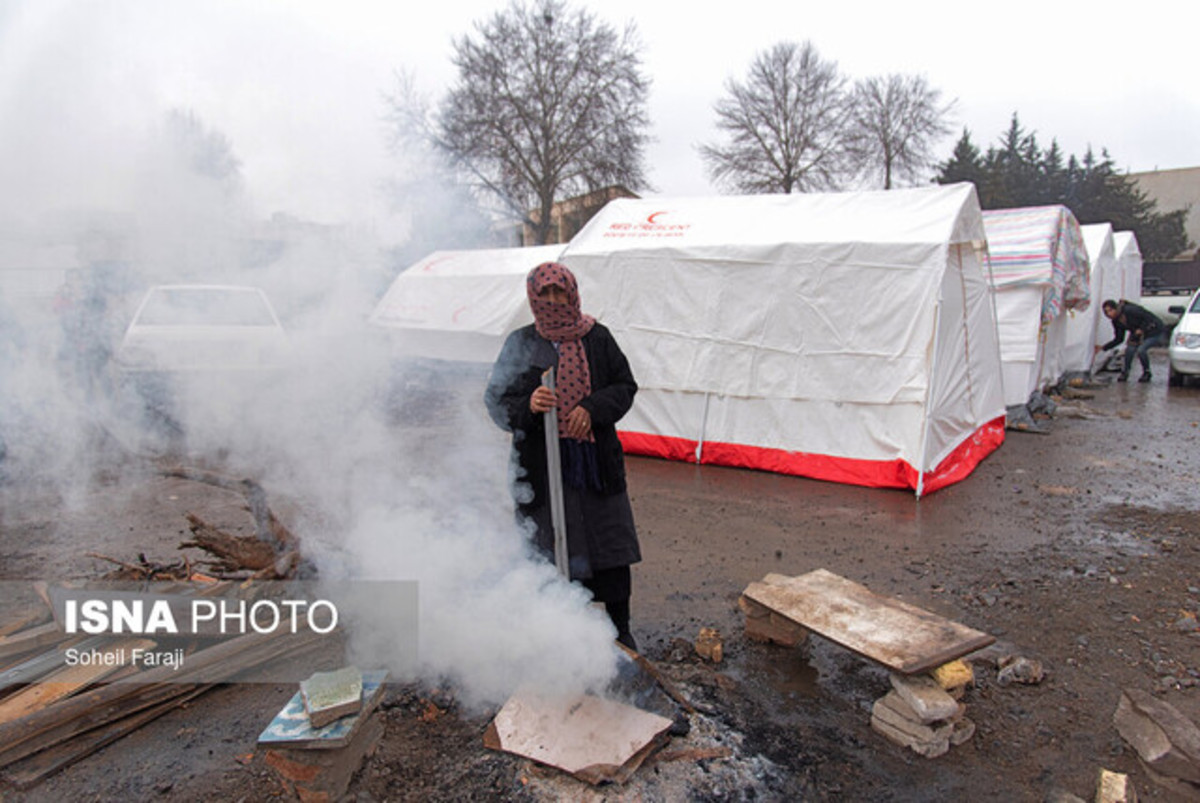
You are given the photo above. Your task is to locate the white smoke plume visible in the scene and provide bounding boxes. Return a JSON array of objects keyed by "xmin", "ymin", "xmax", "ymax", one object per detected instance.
[{"xmin": 0, "ymin": 2, "xmax": 621, "ymax": 710}]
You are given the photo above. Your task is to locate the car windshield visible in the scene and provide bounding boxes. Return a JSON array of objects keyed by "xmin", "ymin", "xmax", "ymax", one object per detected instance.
[
  {"xmin": 1191, "ymin": 294, "xmax": 1200, "ymax": 313},
  {"xmin": 136, "ymin": 288, "xmax": 277, "ymax": 327}
]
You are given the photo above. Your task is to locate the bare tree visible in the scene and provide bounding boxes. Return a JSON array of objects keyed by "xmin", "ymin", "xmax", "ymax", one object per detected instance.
[
  {"xmin": 404, "ymin": 0, "xmax": 651, "ymax": 245},
  {"xmin": 163, "ymin": 108, "xmax": 242, "ymax": 186},
  {"xmin": 699, "ymin": 41, "xmax": 850, "ymax": 194},
  {"xmin": 846, "ymin": 74, "xmax": 954, "ymax": 189}
]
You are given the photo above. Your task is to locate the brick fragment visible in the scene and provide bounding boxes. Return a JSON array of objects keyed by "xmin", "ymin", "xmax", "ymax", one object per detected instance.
[{"xmin": 888, "ymin": 673, "xmax": 960, "ymax": 723}]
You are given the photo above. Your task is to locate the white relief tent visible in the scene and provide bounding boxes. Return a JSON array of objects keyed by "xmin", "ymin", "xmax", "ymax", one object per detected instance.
[
  {"xmin": 367, "ymin": 245, "xmax": 565, "ymax": 363},
  {"xmin": 559, "ymin": 183, "xmax": 1006, "ymax": 496},
  {"xmin": 1062, "ymin": 223, "xmax": 1117, "ymax": 373},
  {"xmin": 1112, "ymin": 231, "xmax": 1144, "ymax": 303},
  {"xmin": 980, "ymin": 206, "xmax": 1091, "ymax": 406}
]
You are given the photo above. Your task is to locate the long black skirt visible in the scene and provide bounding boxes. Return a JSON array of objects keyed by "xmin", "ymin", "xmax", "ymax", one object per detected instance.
[{"xmin": 526, "ymin": 483, "xmax": 640, "ymax": 602}]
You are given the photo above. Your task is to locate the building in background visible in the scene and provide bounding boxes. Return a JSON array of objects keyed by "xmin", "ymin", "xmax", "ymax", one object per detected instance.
[
  {"xmin": 519, "ymin": 186, "xmax": 638, "ymax": 246},
  {"xmin": 1128, "ymin": 166, "xmax": 1200, "ymax": 294}
]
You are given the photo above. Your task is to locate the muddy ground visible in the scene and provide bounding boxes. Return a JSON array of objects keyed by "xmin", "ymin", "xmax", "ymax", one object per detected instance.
[{"xmin": 2, "ymin": 349, "xmax": 1199, "ymax": 802}]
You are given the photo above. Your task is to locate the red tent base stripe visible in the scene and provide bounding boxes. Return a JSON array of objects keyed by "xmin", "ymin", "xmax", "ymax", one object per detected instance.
[{"xmin": 618, "ymin": 416, "xmax": 1005, "ymax": 495}]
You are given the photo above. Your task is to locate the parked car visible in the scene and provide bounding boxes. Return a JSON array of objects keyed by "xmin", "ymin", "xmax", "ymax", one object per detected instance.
[
  {"xmin": 1139, "ymin": 292, "xmax": 1190, "ymax": 328},
  {"xmin": 112, "ymin": 284, "xmax": 289, "ymax": 430},
  {"xmin": 1167, "ymin": 288, "xmax": 1200, "ymax": 387}
]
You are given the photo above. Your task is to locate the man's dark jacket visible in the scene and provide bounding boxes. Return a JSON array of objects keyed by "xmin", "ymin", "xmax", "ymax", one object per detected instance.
[
  {"xmin": 484, "ymin": 322, "xmax": 637, "ymax": 519},
  {"xmin": 1101, "ymin": 300, "xmax": 1166, "ymax": 351}
]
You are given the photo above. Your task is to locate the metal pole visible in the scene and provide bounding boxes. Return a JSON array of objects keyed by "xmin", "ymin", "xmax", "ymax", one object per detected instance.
[{"xmin": 542, "ymin": 367, "xmax": 569, "ymax": 578}]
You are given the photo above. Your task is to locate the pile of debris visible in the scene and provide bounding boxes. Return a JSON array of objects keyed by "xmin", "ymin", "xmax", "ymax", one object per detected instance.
[
  {"xmin": 871, "ymin": 664, "xmax": 976, "ymax": 758},
  {"xmin": 739, "ymin": 569, "xmax": 994, "ymax": 760},
  {"xmin": 259, "ymin": 666, "xmax": 391, "ymax": 802},
  {"xmin": 1114, "ymin": 688, "xmax": 1200, "ymax": 798},
  {"xmin": 0, "ymin": 466, "xmax": 323, "ymax": 791},
  {"xmin": 0, "ymin": 586, "xmax": 332, "ymax": 789}
]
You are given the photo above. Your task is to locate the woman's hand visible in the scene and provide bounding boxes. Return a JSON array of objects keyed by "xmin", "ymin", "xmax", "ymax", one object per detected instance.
[
  {"xmin": 530, "ymin": 385, "xmax": 557, "ymax": 414},
  {"xmin": 563, "ymin": 406, "xmax": 592, "ymax": 439}
]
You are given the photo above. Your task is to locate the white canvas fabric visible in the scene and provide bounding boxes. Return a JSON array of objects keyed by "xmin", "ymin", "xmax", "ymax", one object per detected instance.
[
  {"xmin": 1062, "ymin": 223, "xmax": 1117, "ymax": 373},
  {"xmin": 559, "ymin": 183, "xmax": 1006, "ymax": 494},
  {"xmin": 1112, "ymin": 231, "xmax": 1144, "ymax": 303},
  {"xmin": 981, "ymin": 207, "xmax": 1091, "ymax": 406},
  {"xmin": 368, "ymin": 245, "xmax": 565, "ymax": 363}
]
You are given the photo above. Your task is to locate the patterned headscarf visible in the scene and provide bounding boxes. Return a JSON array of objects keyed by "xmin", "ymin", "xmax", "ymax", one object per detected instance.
[{"xmin": 527, "ymin": 262, "xmax": 596, "ymax": 441}]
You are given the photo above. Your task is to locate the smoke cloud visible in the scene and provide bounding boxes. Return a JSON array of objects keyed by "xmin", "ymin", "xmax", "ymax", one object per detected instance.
[{"xmin": 0, "ymin": 1, "xmax": 620, "ymax": 710}]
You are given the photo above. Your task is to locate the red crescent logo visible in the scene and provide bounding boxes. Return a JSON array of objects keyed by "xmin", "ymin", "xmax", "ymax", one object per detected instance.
[
  {"xmin": 451, "ymin": 305, "xmax": 467, "ymax": 323},
  {"xmin": 646, "ymin": 211, "xmax": 668, "ymax": 224},
  {"xmin": 422, "ymin": 256, "xmax": 454, "ymax": 273}
]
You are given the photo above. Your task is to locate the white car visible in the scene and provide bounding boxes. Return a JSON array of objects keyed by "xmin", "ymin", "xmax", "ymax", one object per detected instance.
[
  {"xmin": 116, "ymin": 284, "xmax": 287, "ymax": 372},
  {"xmin": 1167, "ymin": 288, "xmax": 1200, "ymax": 387},
  {"xmin": 113, "ymin": 284, "xmax": 289, "ymax": 421}
]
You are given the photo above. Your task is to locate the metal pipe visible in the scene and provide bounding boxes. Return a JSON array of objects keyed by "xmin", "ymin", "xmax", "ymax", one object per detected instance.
[{"xmin": 542, "ymin": 367, "xmax": 569, "ymax": 578}]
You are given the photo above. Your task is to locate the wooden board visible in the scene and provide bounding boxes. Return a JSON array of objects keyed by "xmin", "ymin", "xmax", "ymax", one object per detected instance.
[
  {"xmin": 0, "ymin": 636, "xmax": 110, "ymax": 696},
  {"xmin": 0, "ymin": 639, "xmax": 156, "ymax": 725},
  {"xmin": 4, "ymin": 685, "xmax": 212, "ymax": 789},
  {"xmin": 0, "ymin": 623, "xmax": 68, "ymax": 662},
  {"xmin": 0, "ymin": 606, "xmax": 52, "ymax": 638},
  {"xmin": 742, "ymin": 569, "xmax": 994, "ymax": 675},
  {"xmin": 257, "ymin": 670, "xmax": 388, "ymax": 749}
]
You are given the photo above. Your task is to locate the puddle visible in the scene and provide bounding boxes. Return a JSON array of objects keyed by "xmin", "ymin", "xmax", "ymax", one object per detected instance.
[{"xmin": 1074, "ymin": 528, "xmax": 1157, "ymax": 557}]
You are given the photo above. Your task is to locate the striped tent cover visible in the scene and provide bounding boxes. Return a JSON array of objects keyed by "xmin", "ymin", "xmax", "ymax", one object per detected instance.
[{"xmin": 982, "ymin": 206, "xmax": 1091, "ymax": 323}]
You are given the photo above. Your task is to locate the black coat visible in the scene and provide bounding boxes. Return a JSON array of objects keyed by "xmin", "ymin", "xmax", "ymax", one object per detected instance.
[
  {"xmin": 485, "ymin": 322, "xmax": 637, "ymax": 507},
  {"xmin": 484, "ymin": 323, "xmax": 640, "ymax": 568},
  {"xmin": 1102, "ymin": 300, "xmax": 1166, "ymax": 350}
]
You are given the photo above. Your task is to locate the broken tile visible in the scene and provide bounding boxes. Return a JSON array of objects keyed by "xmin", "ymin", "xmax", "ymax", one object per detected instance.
[{"xmin": 301, "ymin": 666, "xmax": 363, "ymax": 729}]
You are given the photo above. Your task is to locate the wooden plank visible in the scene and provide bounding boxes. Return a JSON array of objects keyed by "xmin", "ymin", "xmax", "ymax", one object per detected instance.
[
  {"xmin": 0, "ymin": 636, "xmax": 111, "ymax": 695},
  {"xmin": 0, "ymin": 681, "xmax": 202, "ymax": 770},
  {"xmin": 0, "ymin": 629, "xmax": 324, "ymax": 769},
  {"xmin": 742, "ymin": 569, "xmax": 994, "ymax": 675},
  {"xmin": 0, "ymin": 622, "xmax": 68, "ymax": 662},
  {"xmin": 3, "ymin": 685, "xmax": 213, "ymax": 790},
  {"xmin": 0, "ymin": 639, "xmax": 156, "ymax": 725},
  {"xmin": 0, "ymin": 606, "xmax": 52, "ymax": 638}
]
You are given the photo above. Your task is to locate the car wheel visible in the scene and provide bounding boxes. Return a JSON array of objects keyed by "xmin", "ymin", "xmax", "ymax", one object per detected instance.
[{"xmin": 1168, "ymin": 365, "xmax": 1183, "ymax": 387}]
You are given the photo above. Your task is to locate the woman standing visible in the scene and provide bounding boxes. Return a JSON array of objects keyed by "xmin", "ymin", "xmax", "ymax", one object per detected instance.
[{"xmin": 485, "ymin": 262, "xmax": 641, "ymax": 650}]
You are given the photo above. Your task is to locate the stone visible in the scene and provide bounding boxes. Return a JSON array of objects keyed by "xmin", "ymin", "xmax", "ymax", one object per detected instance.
[
  {"xmin": 996, "ymin": 655, "xmax": 1045, "ymax": 686},
  {"xmin": 888, "ymin": 673, "xmax": 960, "ymax": 723},
  {"xmin": 931, "ymin": 659, "xmax": 973, "ymax": 691},
  {"xmin": 301, "ymin": 666, "xmax": 364, "ymax": 729},
  {"xmin": 1113, "ymin": 689, "xmax": 1200, "ymax": 784},
  {"xmin": 949, "ymin": 716, "xmax": 976, "ymax": 746},
  {"xmin": 738, "ymin": 595, "xmax": 808, "ymax": 647},
  {"xmin": 695, "ymin": 627, "xmax": 724, "ymax": 663},
  {"xmin": 1045, "ymin": 789, "xmax": 1087, "ymax": 803},
  {"xmin": 871, "ymin": 693, "xmax": 953, "ymax": 744},
  {"xmin": 870, "ymin": 713, "xmax": 950, "ymax": 758},
  {"xmin": 1095, "ymin": 768, "xmax": 1138, "ymax": 803},
  {"xmin": 1137, "ymin": 761, "xmax": 1200, "ymax": 801}
]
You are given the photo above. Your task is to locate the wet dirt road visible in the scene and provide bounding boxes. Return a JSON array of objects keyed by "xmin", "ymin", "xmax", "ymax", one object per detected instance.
[
  {"xmin": 2, "ymin": 351, "xmax": 1198, "ymax": 801},
  {"xmin": 625, "ymin": 351, "xmax": 1200, "ymax": 800}
]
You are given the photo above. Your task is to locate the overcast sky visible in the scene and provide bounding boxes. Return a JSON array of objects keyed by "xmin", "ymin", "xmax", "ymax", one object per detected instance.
[{"xmin": 2, "ymin": 0, "xmax": 1197, "ymax": 232}]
